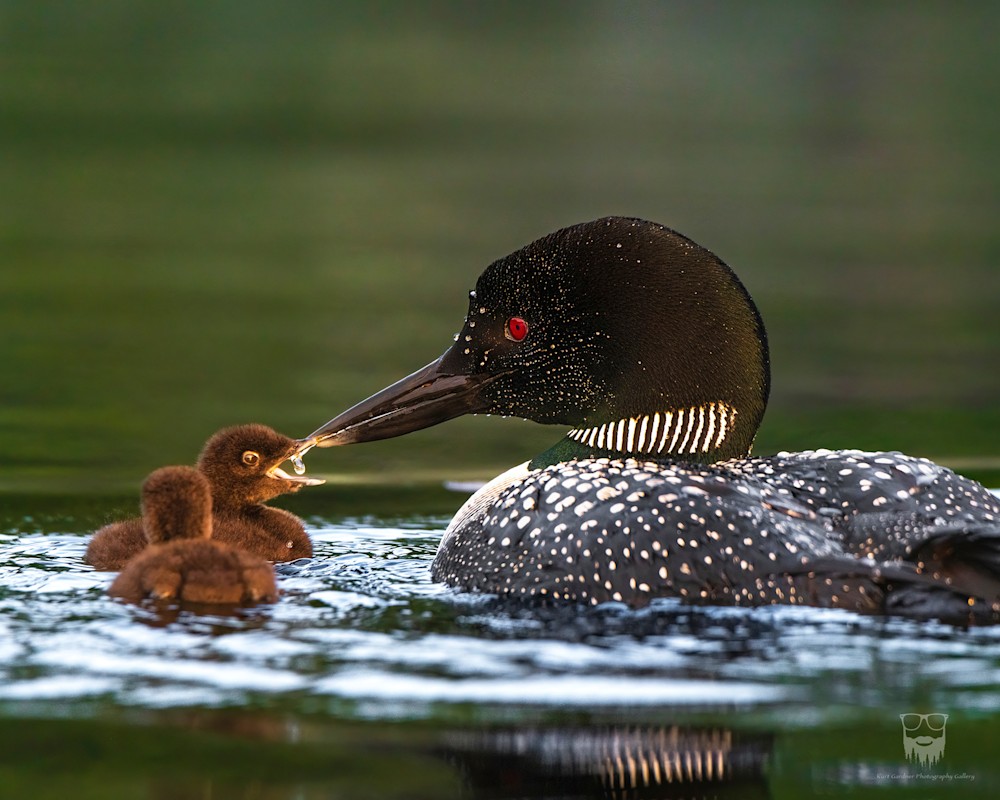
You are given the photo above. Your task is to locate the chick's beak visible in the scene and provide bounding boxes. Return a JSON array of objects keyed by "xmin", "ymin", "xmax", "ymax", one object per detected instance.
[
  {"xmin": 265, "ymin": 463, "xmax": 325, "ymax": 487},
  {"xmin": 266, "ymin": 443, "xmax": 326, "ymax": 487}
]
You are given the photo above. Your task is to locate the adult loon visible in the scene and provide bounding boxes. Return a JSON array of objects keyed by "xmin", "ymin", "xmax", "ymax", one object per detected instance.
[{"xmin": 299, "ymin": 217, "xmax": 1000, "ymax": 623}]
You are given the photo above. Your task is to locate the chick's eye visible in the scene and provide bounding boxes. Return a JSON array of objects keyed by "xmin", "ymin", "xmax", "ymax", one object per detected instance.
[
  {"xmin": 505, "ymin": 316, "xmax": 529, "ymax": 342},
  {"xmin": 242, "ymin": 451, "xmax": 260, "ymax": 466}
]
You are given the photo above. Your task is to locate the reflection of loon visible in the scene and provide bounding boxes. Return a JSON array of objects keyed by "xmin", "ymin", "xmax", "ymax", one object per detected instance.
[
  {"xmin": 302, "ymin": 217, "xmax": 1000, "ymax": 622},
  {"xmin": 441, "ymin": 725, "xmax": 771, "ymax": 799}
]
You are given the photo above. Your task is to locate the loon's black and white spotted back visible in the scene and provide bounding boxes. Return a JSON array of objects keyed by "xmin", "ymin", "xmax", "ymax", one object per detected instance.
[
  {"xmin": 300, "ymin": 217, "xmax": 1000, "ymax": 623},
  {"xmin": 435, "ymin": 449, "xmax": 1000, "ymax": 620}
]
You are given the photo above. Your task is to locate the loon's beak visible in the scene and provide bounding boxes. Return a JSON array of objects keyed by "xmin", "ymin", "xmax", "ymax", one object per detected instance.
[{"xmin": 299, "ymin": 354, "xmax": 495, "ymax": 449}]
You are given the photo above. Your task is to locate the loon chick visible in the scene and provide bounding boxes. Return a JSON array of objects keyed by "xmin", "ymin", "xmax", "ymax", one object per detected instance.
[
  {"xmin": 108, "ymin": 466, "xmax": 278, "ymax": 605},
  {"xmin": 299, "ymin": 217, "xmax": 1000, "ymax": 623},
  {"xmin": 86, "ymin": 424, "xmax": 323, "ymax": 570}
]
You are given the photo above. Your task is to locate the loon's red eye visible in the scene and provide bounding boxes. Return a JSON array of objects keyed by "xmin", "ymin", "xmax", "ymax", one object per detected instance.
[{"xmin": 505, "ymin": 316, "xmax": 529, "ymax": 342}]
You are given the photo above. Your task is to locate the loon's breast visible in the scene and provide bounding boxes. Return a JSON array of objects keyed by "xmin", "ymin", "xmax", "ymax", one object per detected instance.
[{"xmin": 431, "ymin": 450, "xmax": 1000, "ymax": 617}]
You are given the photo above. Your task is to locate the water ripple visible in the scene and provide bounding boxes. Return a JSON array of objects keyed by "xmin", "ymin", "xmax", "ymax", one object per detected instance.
[{"xmin": 1, "ymin": 523, "xmax": 1000, "ymax": 724}]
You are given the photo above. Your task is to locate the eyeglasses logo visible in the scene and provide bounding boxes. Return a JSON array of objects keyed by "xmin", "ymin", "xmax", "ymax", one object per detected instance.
[{"xmin": 899, "ymin": 713, "xmax": 948, "ymax": 767}]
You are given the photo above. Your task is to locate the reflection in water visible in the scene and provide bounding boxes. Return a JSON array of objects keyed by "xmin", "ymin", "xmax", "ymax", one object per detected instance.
[
  {"xmin": 121, "ymin": 714, "xmax": 774, "ymax": 800},
  {"xmin": 123, "ymin": 599, "xmax": 277, "ymax": 630},
  {"xmin": 441, "ymin": 725, "xmax": 771, "ymax": 800}
]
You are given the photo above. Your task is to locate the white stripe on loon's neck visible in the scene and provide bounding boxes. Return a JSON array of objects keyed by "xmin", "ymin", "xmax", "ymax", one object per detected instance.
[{"xmin": 567, "ymin": 402, "xmax": 738, "ymax": 457}]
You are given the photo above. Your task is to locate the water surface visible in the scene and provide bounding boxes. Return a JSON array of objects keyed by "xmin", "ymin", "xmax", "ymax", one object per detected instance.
[{"xmin": 2, "ymin": 487, "xmax": 1000, "ymax": 798}]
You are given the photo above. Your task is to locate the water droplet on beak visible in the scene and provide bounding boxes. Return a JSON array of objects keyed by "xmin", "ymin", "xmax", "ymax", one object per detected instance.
[{"xmin": 291, "ymin": 455, "xmax": 306, "ymax": 475}]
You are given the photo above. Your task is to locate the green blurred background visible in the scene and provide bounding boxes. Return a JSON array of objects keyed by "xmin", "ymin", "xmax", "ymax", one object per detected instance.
[{"xmin": 2, "ymin": 1, "xmax": 998, "ymax": 494}]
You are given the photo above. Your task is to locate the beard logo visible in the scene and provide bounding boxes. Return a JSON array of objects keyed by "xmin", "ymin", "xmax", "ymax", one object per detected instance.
[{"xmin": 900, "ymin": 713, "xmax": 948, "ymax": 767}]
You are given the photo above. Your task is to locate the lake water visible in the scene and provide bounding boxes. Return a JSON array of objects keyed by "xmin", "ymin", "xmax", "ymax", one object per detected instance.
[
  {"xmin": 2, "ymin": 3, "xmax": 999, "ymax": 797},
  {"xmin": 2, "ymin": 485, "xmax": 1000, "ymax": 798}
]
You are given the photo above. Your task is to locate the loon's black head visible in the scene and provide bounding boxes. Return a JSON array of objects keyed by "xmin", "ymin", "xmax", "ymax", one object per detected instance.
[{"xmin": 303, "ymin": 217, "xmax": 770, "ymax": 463}]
